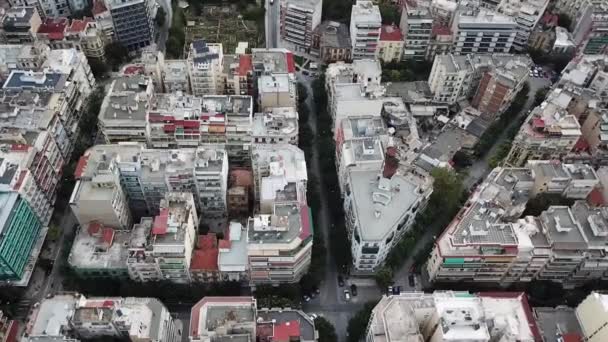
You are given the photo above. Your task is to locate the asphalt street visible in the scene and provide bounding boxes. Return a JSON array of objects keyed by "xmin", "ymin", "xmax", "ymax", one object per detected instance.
[{"xmin": 265, "ymin": 0, "xmax": 280, "ymax": 48}]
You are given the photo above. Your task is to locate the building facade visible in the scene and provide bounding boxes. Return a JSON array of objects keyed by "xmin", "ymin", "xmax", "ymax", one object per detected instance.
[{"xmin": 350, "ymin": 1, "xmax": 382, "ymax": 59}]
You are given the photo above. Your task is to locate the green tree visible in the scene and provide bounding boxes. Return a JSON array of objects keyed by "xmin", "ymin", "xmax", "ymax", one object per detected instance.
[
  {"xmin": 322, "ymin": 0, "xmax": 352, "ymax": 23},
  {"xmin": 379, "ymin": 3, "xmax": 400, "ymax": 25},
  {"xmin": 347, "ymin": 301, "xmax": 378, "ymax": 342},
  {"xmin": 104, "ymin": 42, "xmax": 130, "ymax": 71},
  {"xmin": 47, "ymin": 225, "xmax": 62, "ymax": 241},
  {"xmin": 315, "ymin": 317, "xmax": 338, "ymax": 342},
  {"xmin": 522, "ymin": 193, "xmax": 574, "ymax": 217},
  {"xmin": 374, "ymin": 267, "xmax": 394, "ymax": 289},
  {"xmin": 558, "ymin": 13, "xmax": 572, "ymax": 30},
  {"xmin": 88, "ymin": 58, "xmax": 108, "ymax": 78},
  {"xmin": 155, "ymin": 6, "xmax": 166, "ymax": 27},
  {"xmin": 534, "ymin": 87, "xmax": 550, "ymax": 107}
]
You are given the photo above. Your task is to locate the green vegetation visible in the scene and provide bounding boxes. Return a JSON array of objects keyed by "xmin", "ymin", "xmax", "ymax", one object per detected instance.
[
  {"xmin": 255, "ymin": 284, "xmax": 302, "ymax": 308},
  {"xmin": 522, "ymin": 193, "xmax": 575, "ymax": 217},
  {"xmin": 347, "ymin": 301, "xmax": 379, "ymax": 342},
  {"xmin": 322, "ymin": 0, "xmax": 352, "ymax": 23},
  {"xmin": 527, "ymin": 48, "xmax": 574, "ymax": 73},
  {"xmin": 374, "ymin": 267, "xmax": 394, "ymax": 288},
  {"xmin": 381, "ymin": 60, "xmax": 433, "ymax": 82},
  {"xmin": 315, "ymin": 317, "xmax": 338, "ymax": 342},
  {"xmin": 475, "ymin": 83, "xmax": 530, "ymax": 158},
  {"xmin": 557, "ymin": 13, "xmax": 572, "ymax": 31},
  {"xmin": 312, "ymin": 73, "xmax": 352, "ymax": 271},
  {"xmin": 487, "ymin": 141, "xmax": 511, "ymax": 168},
  {"xmin": 533, "ymin": 87, "xmax": 550, "ymax": 107},
  {"xmin": 155, "ymin": 6, "xmax": 166, "ymax": 27},
  {"xmin": 384, "ymin": 168, "xmax": 465, "ymax": 272},
  {"xmin": 379, "ymin": 3, "xmax": 400, "ymax": 25},
  {"xmin": 167, "ymin": 0, "xmax": 187, "ymax": 58},
  {"xmin": 104, "ymin": 42, "xmax": 130, "ymax": 72}
]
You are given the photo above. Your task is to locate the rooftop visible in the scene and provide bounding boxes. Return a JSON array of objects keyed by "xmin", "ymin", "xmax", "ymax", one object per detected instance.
[
  {"xmin": 163, "ymin": 59, "xmax": 189, "ymax": 82},
  {"xmin": 380, "ymin": 25, "xmax": 403, "ymax": 41},
  {"xmin": 190, "ymin": 234, "xmax": 219, "ymax": 271},
  {"xmin": 348, "ymin": 168, "xmax": 424, "ymax": 241},
  {"xmin": 252, "ymin": 107, "xmax": 298, "ymax": 138},
  {"xmin": 247, "ymin": 203, "xmax": 311, "ymax": 244},
  {"xmin": 316, "ymin": 21, "xmax": 351, "ymax": 49},
  {"xmin": 534, "ymin": 306, "xmax": 582, "ymax": 342},
  {"xmin": 257, "ymin": 309, "xmax": 316, "ymax": 342},
  {"xmin": 2, "ymin": 7, "xmax": 36, "ymax": 28},
  {"xmin": 458, "ymin": 10, "xmax": 517, "ymax": 27},
  {"xmin": 189, "ymin": 297, "xmax": 256, "ymax": 340},
  {"xmin": 27, "ymin": 294, "xmax": 78, "ymax": 337},
  {"xmin": 202, "ymin": 95, "xmax": 253, "ymax": 116},
  {"xmin": 3, "ymin": 70, "xmax": 66, "ymax": 91},
  {"xmin": 352, "ymin": 1, "xmax": 382, "ymax": 24},
  {"xmin": 252, "ymin": 48, "xmax": 295, "ymax": 74},
  {"xmin": 99, "ymin": 75, "xmax": 153, "ymax": 124},
  {"xmin": 259, "ymin": 74, "xmax": 291, "ymax": 94},
  {"xmin": 37, "ymin": 17, "xmax": 68, "ymax": 39},
  {"xmin": 218, "ymin": 222, "xmax": 248, "ymax": 270},
  {"xmin": 68, "ymin": 223, "xmax": 129, "ymax": 270}
]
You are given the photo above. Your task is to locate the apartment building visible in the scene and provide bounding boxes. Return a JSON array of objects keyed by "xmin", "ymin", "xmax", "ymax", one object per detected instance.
[
  {"xmin": 0, "ymin": 311, "xmax": 17, "ymax": 342},
  {"xmin": 71, "ymin": 144, "xmax": 229, "ymax": 220},
  {"xmin": 35, "ymin": 17, "xmax": 107, "ymax": 62},
  {"xmin": 126, "ymin": 192, "xmax": 198, "ymax": 283},
  {"xmin": 426, "ymin": 25, "xmax": 453, "ymax": 61},
  {"xmin": 221, "ymin": 54, "xmax": 253, "ymax": 96},
  {"xmin": 161, "ymin": 60, "xmax": 189, "ymax": 93},
  {"xmin": 279, "ymin": 0, "xmax": 322, "ymax": 53},
  {"xmin": 98, "ymin": 75, "xmax": 154, "ymax": 144},
  {"xmin": 377, "ymin": 25, "xmax": 404, "ymax": 62},
  {"xmin": 426, "ymin": 160, "xmax": 608, "ymax": 288},
  {"xmin": 495, "ymin": 0, "xmax": 550, "ymax": 51},
  {"xmin": 452, "ymin": 9, "xmax": 517, "ymax": 55},
  {"xmin": 188, "ymin": 40, "xmax": 224, "ymax": 96},
  {"xmin": 428, "ymin": 54, "xmax": 474, "ymax": 104},
  {"xmin": 505, "ymin": 87, "xmax": 582, "ymax": 166},
  {"xmin": 107, "ymin": 0, "xmax": 156, "ymax": 52},
  {"xmin": 258, "ymin": 74, "xmax": 297, "ymax": 109},
  {"xmin": 219, "ymin": 221, "xmax": 249, "ymax": 282},
  {"xmin": 252, "ymin": 107, "xmax": 299, "ymax": 145},
  {"xmin": 189, "ymin": 296, "xmax": 317, "ymax": 342},
  {"xmin": 1, "ymin": 7, "xmax": 41, "ymax": 44},
  {"xmin": 92, "ymin": 0, "xmax": 115, "ymax": 41},
  {"xmin": 399, "ymin": 0, "xmax": 433, "ymax": 60},
  {"xmin": 350, "ymin": 1, "xmax": 382, "ymax": 59},
  {"xmin": 344, "ymin": 148, "xmax": 432, "ymax": 271},
  {"xmin": 68, "ymin": 222, "xmax": 130, "ymax": 278},
  {"xmin": 24, "ymin": 293, "xmax": 181, "ymax": 342},
  {"xmin": 0, "ymin": 42, "xmax": 49, "ymax": 78},
  {"xmin": 556, "ymin": 0, "xmax": 608, "ymax": 54},
  {"xmin": 366, "ymin": 291, "xmax": 539, "ymax": 342},
  {"xmin": 248, "ymin": 144, "xmax": 311, "ymax": 284},
  {"xmin": 312, "ymin": 21, "xmax": 352, "ymax": 63}
]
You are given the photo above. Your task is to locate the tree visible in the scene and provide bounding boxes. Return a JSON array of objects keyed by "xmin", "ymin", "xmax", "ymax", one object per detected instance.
[
  {"xmin": 322, "ymin": 0, "xmax": 352, "ymax": 23},
  {"xmin": 155, "ymin": 6, "xmax": 166, "ymax": 27},
  {"xmin": 534, "ymin": 87, "xmax": 550, "ymax": 107},
  {"xmin": 558, "ymin": 13, "xmax": 572, "ymax": 31},
  {"xmin": 374, "ymin": 267, "xmax": 394, "ymax": 289},
  {"xmin": 522, "ymin": 193, "xmax": 575, "ymax": 217},
  {"xmin": 47, "ymin": 225, "xmax": 62, "ymax": 241},
  {"xmin": 452, "ymin": 150, "xmax": 473, "ymax": 169},
  {"xmin": 104, "ymin": 42, "xmax": 130, "ymax": 71},
  {"xmin": 88, "ymin": 58, "xmax": 108, "ymax": 78},
  {"xmin": 315, "ymin": 317, "xmax": 338, "ymax": 342},
  {"xmin": 379, "ymin": 3, "xmax": 400, "ymax": 25},
  {"xmin": 347, "ymin": 301, "xmax": 378, "ymax": 342}
]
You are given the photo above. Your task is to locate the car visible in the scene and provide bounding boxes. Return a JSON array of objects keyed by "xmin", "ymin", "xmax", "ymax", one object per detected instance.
[
  {"xmin": 344, "ymin": 289, "xmax": 351, "ymax": 301},
  {"xmin": 392, "ymin": 286, "xmax": 400, "ymax": 295},
  {"xmin": 350, "ymin": 284, "xmax": 358, "ymax": 296},
  {"xmin": 313, "ymin": 286, "xmax": 320, "ymax": 294},
  {"xmin": 387, "ymin": 285, "xmax": 393, "ymax": 294},
  {"xmin": 408, "ymin": 274, "xmax": 416, "ymax": 287},
  {"xmin": 338, "ymin": 275, "xmax": 345, "ymax": 287},
  {"xmin": 310, "ymin": 313, "xmax": 318, "ymax": 320},
  {"xmin": 303, "ymin": 295, "xmax": 310, "ymax": 302}
]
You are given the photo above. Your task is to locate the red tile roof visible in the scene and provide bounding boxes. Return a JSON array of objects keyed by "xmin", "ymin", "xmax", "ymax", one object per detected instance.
[
  {"xmin": 92, "ymin": 0, "xmax": 108, "ymax": 15},
  {"xmin": 38, "ymin": 17, "xmax": 68, "ymax": 37},
  {"xmin": 286, "ymin": 52, "xmax": 296, "ymax": 73},
  {"xmin": 239, "ymin": 55, "xmax": 253, "ymax": 76},
  {"xmin": 432, "ymin": 24, "xmax": 451, "ymax": 36},
  {"xmin": 272, "ymin": 320, "xmax": 300, "ymax": 342},
  {"xmin": 587, "ymin": 188, "xmax": 605, "ymax": 207},
  {"xmin": 152, "ymin": 208, "xmax": 169, "ymax": 235},
  {"xmin": 88, "ymin": 221, "xmax": 103, "ymax": 235},
  {"xmin": 230, "ymin": 169, "xmax": 253, "ymax": 187},
  {"xmin": 74, "ymin": 154, "xmax": 90, "ymax": 179},
  {"xmin": 123, "ymin": 65, "xmax": 145, "ymax": 75},
  {"xmin": 102, "ymin": 227, "xmax": 115, "ymax": 247},
  {"xmin": 573, "ymin": 137, "xmax": 590, "ymax": 152},
  {"xmin": 380, "ymin": 25, "xmax": 403, "ymax": 41},
  {"xmin": 67, "ymin": 17, "xmax": 92, "ymax": 33},
  {"xmin": 541, "ymin": 13, "xmax": 559, "ymax": 27},
  {"xmin": 219, "ymin": 239, "xmax": 231, "ymax": 249},
  {"xmin": 562, "ymin": 333, "xmax": 582, "ymax": 342},
  {"xmin": 191, "ymin": 234, "xmax": 219, "ymax": 271},
  {"xmin": 10, "ymin": 144, "xmax": 29, "ymax": 151}
]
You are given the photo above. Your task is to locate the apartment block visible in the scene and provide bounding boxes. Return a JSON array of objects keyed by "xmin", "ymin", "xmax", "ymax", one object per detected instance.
[
  {"xmin": 36, "ymin": 17, "xmax": 107, "ymax": 62},
  {"xmin": 92, "ymin": 0, "xmax": 115, "ymax": 41},
  {"xmin": 107, "ymin": 0, "xmax": 156, "ymax": 52},
  {"xmin": 399, "ymin": 0, "xmax": 433, "ymax": 60},
  {"xmin": 24, "ymin": 293, "xmax": 181, "ymax": 342},
  {"xmin": 219, "ymin": 221, "xmax": 249, "ymax": 282},
  {"xmin": 505, "ymin": 87, "xmax": 582, "ymax": 167},
  {"xmin": 188, "ymin": 40, "xmax": 224, "ymax": 96},
  {"xmin": 221, "ymin": 54, "xmax": 253, "ymax": 96},
  {"xmin": 556, "ymin": 0, "xmax": 608, "ymax": 54},
  {"xmin": 428, "ymin": 54, "xmax": 475, "ymax": 104},
  {"xmin": 279, "ymin": 0, "xmax": 322, "ymax": 53},
  {"xmin": 366, "ymin": 291, "xmax": 540, "ymax": 342},
  {"xmin": 252, "ymin": 107, "xmax": 299, "ymax": 145},
  {"xmin": 0, "ymin": 42, "xmax": 49, "ymax": 78},
  {"xmin": 71, "ymin": 144, "xmax": 229, "ymax": 220},
  {"xmin": 426, "ymin": 160, "xmax": 608, "ymax": 288},
  {"xmin": 312, "ymin": 21, "xmax": 352, "ymax": 63},
  {"xmin": 377, "ymin": 25, "xmax": 404, "ymax": 62},
  {"xmin": 98, "ymin": 75, "xmax": 154, "ymax": 144},
  {"xmin": 189, "ymin": 297, "xmax": 317, "ymax": 342},
  {"xmin": 1, "ymin": 7, "xmax": 41, "ymax": 44},
  {"xmin": 162, "ymin": 60, "xmax": 190, "ymax": 93},
  {"xmin": 126, "ymin": 192, "xmax": 198, "ymax": 283},
  {"xmin": 452, "ymin": 9, "xmax": 517, "ymax": 55},
  {"xmin": 350, "ymin": 1, "xmax": 382, "ymax": 59},
  {"xmin": 495, "ymin": 0, "xmax": 550, "ymax": 51},
  {"xmin": 258, "ymin": 74, "xmax": 297, "ymax": 109}
]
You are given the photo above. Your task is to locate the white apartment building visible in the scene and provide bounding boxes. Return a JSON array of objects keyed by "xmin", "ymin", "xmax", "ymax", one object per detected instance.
[
  {"xmin": 366, "ymin": 291, "xmax": 538, "ymax": 342},
  {"xmin": 218, "ymin": 222, "xmax": 249, "ymax": 282},
  {"xmin": 399, "ymin": 0, "xmax": 433, "ymax": 60},
  {"xmin": 98, "ymin": 75, "xmax": 154, "ymax": 144},
  {"xmin": 24, "ymin": 293, "xmax": 181, "ymax": 342},
  {"xmin": 350, "ymin": 1, "xmax": 382, "ymax": 59},
  {"xmin": 427, "ymin": 54, "xmax": 474, "ymax": 104},
  {"xmin": 505, "ymin": 87, "xmax": 582, "ymax": 166},
  {"xmin": 257, "ymin": 73, "xmax": 297, "ymax": 109},
  {"xmin": 252, "ymin": 107, "xmax": 299, "ymax": 145},
  {"xmin": 126, "ymin": 192, "xmax": 198, "ymax": 283},
  {"xmin": 188, "ymin": 40, "xmax": 224, "ymax": 96},
  {"xmin": 426, "ymin": 160, "xmax": 607, "ymax": 288},
  {"xmin": 279, "ymin": 0, "xmax": 322, "ymax": 53},
  {"xmin": 576, "ymin": 292, "xmax": 608, "ymax": 342},
  {"xmin": 162, "ymin": 59, "xmax": 190, "ymax": 93},
  {"xmin": 495, "ymin": 0, "xmax": 550, "ymax": 51},
  {"xmin": 452, "ymin": 9, "xmax": 517, "ymax": 54},
  {"xmin": 193, "ymin": 147, "xmax": 229, "ymax": 217},
  {"xmin": 344, "ymin": 148, "xmax": 432, "ymax": 271}
]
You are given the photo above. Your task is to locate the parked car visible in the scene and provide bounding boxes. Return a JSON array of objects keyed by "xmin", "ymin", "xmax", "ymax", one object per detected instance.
[
  {"xmin": 344, "ymin": 289, "xmax": 351, "ymax": 301},
  {"xmin": 303, "ymin": 295, "xmax": 310, "ymax": 302},
  {"xmin": 408, "ymin": 274, "xmax": 416, "ymax": 287},
  {"xmin": 313, "ymin": 286, "xmax": 320, "ymax": 294},
  {"xmin": 392, "ymin": 286, "xmax": 401, "ymax": 295},
  {"xmin": 350, "ymin": 284, "xmax": 358, "ymax": 296},
  {"xmin": 387, "ymin": 285, "xmax": 393, "ymax": 295},
  {"xmin": 310, "ymin": 313, "xmax": 318, "ymax": 320},
  {"xmin": 338, "ymin": 275, "xmax": 345, "ymax": 287}
]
